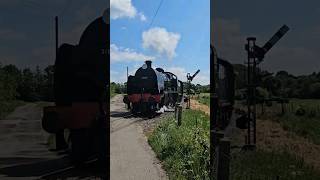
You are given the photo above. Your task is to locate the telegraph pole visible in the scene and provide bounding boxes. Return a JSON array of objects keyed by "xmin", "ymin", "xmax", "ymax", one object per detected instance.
[
  {"xmin": 55, "ymin": 16, "xmax": 59, "ymax": 59},
  {"xmin": 127, "ymin": 66, "xmax": 129, "ymax": 81}
]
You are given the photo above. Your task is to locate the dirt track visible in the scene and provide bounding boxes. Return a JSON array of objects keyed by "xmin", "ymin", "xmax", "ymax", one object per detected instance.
[
  {"xmin": 110, "ymin": 95, "xmax": 167, "ymax": 180},
  {"xmin": 0, "ymin": 96, "xmax": 168, "ymax": 179},
  {"xmin": 0, "ymin": 103, "xmax": 106, "ymax": 179},
  {"xmin": 0, "ymin": 102, "xmax": 65, "ymax": 179},
  {"xmin": 190, "ymin": 99, "xmax": 210, "ymax": 115}
]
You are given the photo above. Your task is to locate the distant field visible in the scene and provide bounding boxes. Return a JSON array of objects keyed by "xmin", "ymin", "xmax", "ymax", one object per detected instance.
[
  {"xmin": 0, "ymin": 100, "xmax": 25, "ymax": 119},
  {"xmin": 193, "ymin": 95, "xmax": 320, "ymax": 144},
  {"xmin": 236, "ymin": 98, "xmax": 320, "ymax": 145},
  {"xmin": 193, "ymin": 93, "xmax": 210, "ymax": 106}
]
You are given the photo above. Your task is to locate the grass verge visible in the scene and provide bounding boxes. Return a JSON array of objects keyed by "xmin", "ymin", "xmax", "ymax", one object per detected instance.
[
  {"xmin": 231, "ymin": 149, "xmax": 320, "ymax": 180},
  {"xmin": 0, "ymin": 100, "xmax": 25, "ymax": 119},
  {"xmin": 148, "ymin": 110, "xmax": 320, "ymax": 179},
  {"xmin": 148, "ymin": 109, "xmax": 210, "ymax": 180}
]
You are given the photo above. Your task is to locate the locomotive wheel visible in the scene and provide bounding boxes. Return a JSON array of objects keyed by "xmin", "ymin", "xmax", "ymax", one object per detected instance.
[
  {"xmin": 70, "ymin": 129, "xmax": 95, "ymax": 164},
  {"xmin": 92, "ymin": 114, "xmax": 107, "ymax": 167}
]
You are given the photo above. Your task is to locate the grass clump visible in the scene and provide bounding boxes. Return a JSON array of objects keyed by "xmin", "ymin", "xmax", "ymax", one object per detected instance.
[
  {"xmin": 148, "ymin": 109, "xmax": 210, "ymax": 180},
  {"xmin": 231, "ymin": 149, "xmax": 320, "ymax": 180},
  {"xmin": 278, "ymin": 113, "xmax": 320, "ymax": 144}
]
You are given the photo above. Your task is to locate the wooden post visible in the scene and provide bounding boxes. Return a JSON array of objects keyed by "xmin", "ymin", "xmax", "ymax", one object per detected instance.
[
  {"xmin": 177, "ymin": 105, "xmax": 182, "ymax": 126},
  {"xmin": 211, "ymin": 131, "xmax": 225, "ymax": 178},
  {"xmin": 216, "ymin": 138, "xmax": 230, "ymax": 180},
  {"xmin": 175, "ymin": 103, "xmax": 179, "ymax": 120}
]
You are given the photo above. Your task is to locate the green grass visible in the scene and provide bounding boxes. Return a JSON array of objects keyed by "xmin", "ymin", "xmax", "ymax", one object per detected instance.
[
  {"xmin": 148, "ymin": 108, "xmax": 320, "ymax": 179},
  {"xmin": 194, "ymin": 93, "xmax": 210, "ymax": 106},
  {"xmin": 256, "ymin": 99, "xmax": 320, "ymax": 144},
  {"xmin": 278, "ymin": 113, "xmax": 320, "ymax": 144},
  {"xmin": 148, "ymin": 109, "xmax": 210, "ymax": 180},
  {"xmin": 231, "ymin": 149, "xmax": 320, "ymax": 180},
  {"xmin": 0, "ymin": 100, "xmax": 25, "ymax": 119}
]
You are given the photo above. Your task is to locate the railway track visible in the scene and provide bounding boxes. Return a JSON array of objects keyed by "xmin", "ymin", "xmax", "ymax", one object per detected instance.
[{"xmin": 38, "ymin": 157, "xmax": 107, "ymax": 180}]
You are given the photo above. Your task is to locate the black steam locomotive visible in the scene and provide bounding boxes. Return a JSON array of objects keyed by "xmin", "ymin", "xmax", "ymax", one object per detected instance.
[
  {"xmin": 42, "ymin": 10, "xmax": 109, "ymax": 164},
  {"xmin": 123, "ymin": 61, "xmax": 183, "ymax": 116}
]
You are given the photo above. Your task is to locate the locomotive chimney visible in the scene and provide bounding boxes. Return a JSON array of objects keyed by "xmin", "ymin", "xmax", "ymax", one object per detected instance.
[{"xmin": 145, "ymin": 60, "xmax": 152, "ymax": 68}]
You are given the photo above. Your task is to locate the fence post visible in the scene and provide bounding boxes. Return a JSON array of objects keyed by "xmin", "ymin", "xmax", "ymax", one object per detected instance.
[
  {"xmin": 211, "ymin": 131, "xmax": 225, "ymax": 179},
  {"xmin": 177, "ymin": 104, "xmax": 182, "ymax": 126},
  {"xmin": 175, "ymin": 103, "xmax": 178, "ymax": 120},
  {"xmin": 216, "ymin": 138, "xmax": 230, "ymax": 180},
  {"xmin": 281, "ymin": 102, "xmax": 284, "ymax": 115}
]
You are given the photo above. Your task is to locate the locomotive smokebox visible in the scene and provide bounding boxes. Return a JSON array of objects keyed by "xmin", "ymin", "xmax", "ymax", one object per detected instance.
[{"xmin": 145, "ymin": 60, "xmax": 152, "ymax": 68}]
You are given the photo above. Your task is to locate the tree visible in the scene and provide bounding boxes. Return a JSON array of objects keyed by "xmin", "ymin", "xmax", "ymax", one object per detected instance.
[
  {"xmin": 0, "ymin": 64, "xmax": 21, "ymax": 100},
  {"xmin": 18, "ymin": 68, "xmax": 37, "ymax": 101}
]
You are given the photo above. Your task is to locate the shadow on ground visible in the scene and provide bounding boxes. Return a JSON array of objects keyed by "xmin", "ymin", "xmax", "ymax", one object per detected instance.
[{"xmin": 0, "ymin": 156, "xmax": 107, "ymax": 179}]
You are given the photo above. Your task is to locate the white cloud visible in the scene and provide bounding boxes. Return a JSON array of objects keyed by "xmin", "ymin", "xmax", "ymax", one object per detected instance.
[
  {"xmin": 110, "ymin": 44, "xmax": 155, "ymax": 63},
  {"xmin": 139, "ymin": 12, "xmax": 147, "ymax": 21},
  {"xmin": 110, "ymin": 0, "xmax": 146, "ymax": 21},
  {"xmin": 110, "ymin": 0, "xmax": 136, "ymax": 19},
  {"xmin": 142, "ymin": 27, "xmax": 181, "ymax": 59},
  {"xmin": 166, "ymin": 67, "xmax": 209, "ymax": 85}
]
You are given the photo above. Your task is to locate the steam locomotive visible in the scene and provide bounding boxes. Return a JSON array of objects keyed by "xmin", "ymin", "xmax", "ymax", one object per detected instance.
[
  {"xmin": 123, "ymin": 61, "xmax": 183, "ymax": 116},
  {"xmin": 41, "ymin": 10, "xmax": 109, "ymax": 164}
]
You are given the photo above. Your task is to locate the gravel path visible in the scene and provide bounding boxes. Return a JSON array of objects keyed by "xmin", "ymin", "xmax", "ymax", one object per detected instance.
[
  {"xmin": 110, "ymin": 95, "xmax": 167, "ymax": 180},
  {"xmin": 0, "ymin": 102, "xmax": 106, "ymax": 179}
]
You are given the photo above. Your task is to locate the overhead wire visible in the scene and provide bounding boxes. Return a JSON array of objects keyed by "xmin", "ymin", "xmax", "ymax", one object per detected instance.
[{"xmin": 148, "ymin": 0, "xmax": 164, "ymax": 29}]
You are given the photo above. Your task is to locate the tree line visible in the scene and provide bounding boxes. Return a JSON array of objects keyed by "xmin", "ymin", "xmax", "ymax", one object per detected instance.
[
  {"xmin": 4, "ymin": 62, "xmax": 317, "ymax": 103},
  {"xmin": 0, "ymin": 63, "xmax": 54, "ymax": 102},
  {"xmin": 234, "ymin": 64, "xmax": 320, "ymax": 99}
]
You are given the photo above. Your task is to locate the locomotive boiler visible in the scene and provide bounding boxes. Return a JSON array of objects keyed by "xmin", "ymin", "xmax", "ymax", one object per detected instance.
[{"xmin": 123, "ymin": 61, "xmax": 183, "ymax": 116}]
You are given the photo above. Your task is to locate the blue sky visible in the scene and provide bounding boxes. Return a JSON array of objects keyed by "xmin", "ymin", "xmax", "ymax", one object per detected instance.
[
  {"xmin": 0, "ymin": 0, "xmax": 107, "ymax": 68},
  {"xmin": 110, "ymin": 0, "xmax": 210, "ymax": 85},
  {"xmin": 213, "ymin": 0, "xmax": 320, "ymax": 75}
]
